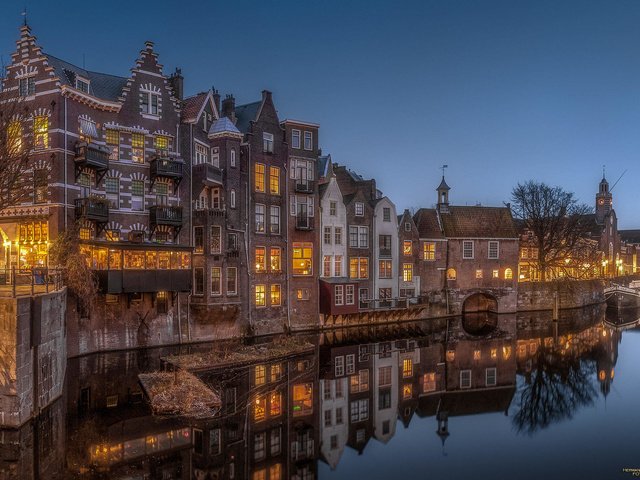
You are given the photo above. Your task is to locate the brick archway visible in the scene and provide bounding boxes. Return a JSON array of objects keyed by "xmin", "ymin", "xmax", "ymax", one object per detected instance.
[{"xmin": 462, "ymin": 292, "xmax": 499, "ymax": 313}]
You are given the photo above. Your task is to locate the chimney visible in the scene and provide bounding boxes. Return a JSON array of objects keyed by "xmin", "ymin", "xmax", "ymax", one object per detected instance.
[
  {"xmin": 221, "ymin": 94, "xmax": 236, "ymax": 122},
  {"xmin": 212, "ymin": 87, "xmax": 221, "ymax": 115},
  {"xmin": 169, "ymin": 68, "xmax": 183, "ymax": 100}
]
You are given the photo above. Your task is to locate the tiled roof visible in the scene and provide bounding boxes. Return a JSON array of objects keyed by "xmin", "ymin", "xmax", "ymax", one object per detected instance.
[
  {"xmin": 439, "ymin": 206, "xmax": 518, "ymax": 238},
  {"xmin": 234, "ymin": 101, "xmax": 261, "ymax": 133},
  {"xmin": 181, "ymin": 92, "xmax": 208, "ymax": 122},
  {"xmin": 209, "ymin": 116, "xmax": 241, "ymax": 135},
  {"xmin": 46, "ymin": 54, "xmax": 127, "ymax": 101},
  {"xmin": 414, "ymin": 208, "xmax": 444, "ymax": 239}
]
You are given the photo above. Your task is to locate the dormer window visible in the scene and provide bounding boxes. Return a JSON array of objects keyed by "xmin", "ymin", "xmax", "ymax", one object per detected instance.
[
  {"xmin": 19, "ymin": 77, "xmax": 35, "ymax": 97},
  {"xmin": 75, "ymin": 77, "xmax": 90, "ymax": 94}
]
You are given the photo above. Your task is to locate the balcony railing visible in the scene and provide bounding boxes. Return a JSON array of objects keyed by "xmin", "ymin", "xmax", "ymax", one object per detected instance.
[
  {"xmin": 193, "ymin": 208, "xmax": 225, "ymax": 221},
  {"xmin": 149, "ymin": 205, "xmax": 183, "ymax": 227},
  {"xmin": 150, "ymin": 156, "xmax": 184, "ymax": 181},
  {"xmin": 295, "ymin": 180, "xmax": 315, "ymax": 193},
  {"xmin": 193, "ymin": 162, "xmax": 223, "ymax": 186},
  {"xmin": 296, "ymin": 215, "xmax": 313, "ymax": 230},
  {"xmin": 75, "ymin": 197, "xmax": 109, "ymax": 223},
  {"xmin": 379, "ymin": 248, "xmax": 392, "ymax": 258},
  {"xmin": 74, "ymin": 142, "xmax": 110, "ymax": 171}
]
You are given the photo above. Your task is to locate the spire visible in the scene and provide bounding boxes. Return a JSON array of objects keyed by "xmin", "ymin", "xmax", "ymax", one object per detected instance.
[
  {"xmin": 437, "ymin": 167, "xmax": 450, "ymax": 213},
  {"xmin": 21, "ymin": 7, "xmax": 28, "ymax": 27}
]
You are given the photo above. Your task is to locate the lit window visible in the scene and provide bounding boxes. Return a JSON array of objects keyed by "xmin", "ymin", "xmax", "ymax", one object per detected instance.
[
  {"xmin": 255, "ymin": 285, "xmax": 266, "ymax": 306},
  {"xmin": 106, "ymin": 129, "xmax": 120, "ymax": 160},
  {"xmin": 379, "ymin": 260, "xmax": 392, "ymax": 279},
  {"xmin": 292, "ymin": 242, "xmax": 313, "ymax": 275},
  {"xmin": 324, "ymin": 256, "xmax": 332, "ymax": 277},
  {"xmin": 292, "ymin": 383, "xmax": 313, "ymax": 416},
  {"xmin": 254, "ymin": 163, "xmax": 266, "ymax": 192},
  {"xmin": 131, "ymin": 133, "xmax": 145, "ymax": 163},
  {"xmin": 402, "ymin": 263, "xmax": 413, "ymax": 282},
  {"xmin": 422, "ymin": 372, "xmax": 436, "ymax": 392},
  {"xmin": 270, "ymin": 391, "xmax": 282, "ymax": 416},
  {"xmin": 492, "ymin": 269, "xmax": 499, "ymax": 278},
  {"xmin": 33, "ymin": 116, "xmax": 48, "ymax": 149},
  {"xmin": 211, "ymin": 267, "xmax": 221, "ymax": 295},
  {"xmin": 263, "ymin": 132, "xmax": 274, "ymax": 153},
  {"xmin": 194, "ymin": 227, "xmax": 204, "ymax": 253},
  {"xmin": 255, "ymin": 365, "xmax": 266, "ymax": 385},
  {"xmin": 79, "ymin": 227, "xmax": 92, "ymax": 240},
  {"xmin": 474, "ymin": 349, "xmax": 481, "ymax": 360},
  {"xmin": 154, "ymin": 135, "xmax": 169, "ymax": 151},
  {"xmin": 269, "ymin": 166, "xmax": 280, "ymax": 194},
  {"xmin": 271, "ymin": 364, "xmax": 282, "ymax": 382},
  {"xmin": 403, "ymin": 240, "xmax": 412, "ymax": 256},
  {"xmin": 402, "ymin": 359, "xmax": 413, "ymax": 378},
  {"xmin": 447, "ymin": 268, "xmax": 456, "ymax": 280},
  {"xmin": 403, "ymin": 384, "xmax": 413, "ymax": 399},
  {"xmin": 355, "ymin": 202, "xmax": 364, "ymax": 216},
  {"xmin": 210, "ymin": 225, "xmax": 221, "ymax": 254},
  {"xmin": 304, "ymin": 131, "xmax": 313, "ymax": 150},
  {"xmin": 349, "ymin": 369, "xmax": 369, "ymax": 393},
  {"xmin": 292, "ymin": 129, "xmax": 301, "ymax": 149},
  {"xmin": 270, "ymin": 284, "xmax": 281, "ymax": 306},
  {"xmin": 463, "ymin": 240, "xmax": 474, "ymax": 259},
  {"xmin": 254, "ymin": 396, "xmax": 266, "ymax": 421},
  {"xmin": 349, "ymin": 257, "xmax": 369, "ymax": 279},
  {"xmin": 270, "ymin": 247, "xmax": 281, "ymax": 272},
  {"xmin": 296, "ymin": 288, "xmax": 310, "ymax": 300},
  {"xmin": 255, "ymin": 247, "xmax": 266, "ymax": 272},
  {"xmin": 488, "ymin": 241, "xmax": 499, "ymax": 259},
  {"xmin": 505, "ymin": 268, "xmax": 513, "ymax": 279},
  {"xmin": 423, "ymin": 242, "xmax": 435, "ymax": 260},
  {"xmin": 476, "ymin": 269, "xmax": 483, "ymax": 279}
]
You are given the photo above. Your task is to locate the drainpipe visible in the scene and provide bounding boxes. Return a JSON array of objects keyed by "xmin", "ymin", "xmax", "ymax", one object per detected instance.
[
  {"xmin": 246, "ymin": 141, "xmax": 252, "ymax": 333},
  {"xmin": 64, "ymin": 97, "xmax": 68, "ymax": 231},
  {"xmin": 285, "ymin": 156, "xmax": 291, "ymax": 332}
]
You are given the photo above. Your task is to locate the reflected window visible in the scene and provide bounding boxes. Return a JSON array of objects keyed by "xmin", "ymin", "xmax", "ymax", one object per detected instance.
[
  {"xmin": 254, "ymin": 395, "xmax": 266, "ymax": 421},
  {"xmin": 422, "ymin": 372, "xmax": 436, "ymax": 392},
  {"xmin": 460, "ymin": 370, "xmax": 471, "ymax": 389},
  {"xmin": 270, "ymin": 391, "xmax": 282, "ymax": 416},
  {"xmin": 292, "ymin": 383, "xmax": 313, "ymax": 416}
]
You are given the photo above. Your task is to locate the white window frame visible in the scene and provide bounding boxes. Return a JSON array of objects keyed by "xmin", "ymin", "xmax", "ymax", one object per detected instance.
[
  {"xmin": 345, "ymin": 354, "xmax": 355, "ymax": 375},
  {"xmin": 486, "ymin": 367, "xmax": 497, "ymax": 387},
  {"xmin": 263, "ymin": 132, "xmax": 274, "ymax": 153},
  {"xmin": 460, "ymin": 369, "xmax": 471, "ymax": 389},
  {"xmin": 303, "ymin": 131, "xmax": 313, "ymax": 150},
  {"xmin": 335, "ymin": 285, "xmax": 344, "ymax": 306},
  {"xmin": 345, "ymin": 285, "xmax": 355, "ymax": 305},
  {"xmin": 292, "ymin": 129, "xmax": 301, "ymax": 149},
  {"xmin": 463, "ymin": 240, "xmax": 474, "ymax": 259},
  {"xmin": 335, "ymin": 356, "xmax": 344, "ymax": 377},
  {"xmin": 488, "ymin": 240, "xmax": 500, "ymax": 259},
  {"xmin": 355, "ymin": 202, "xmax": 364, "ymax": 216}
]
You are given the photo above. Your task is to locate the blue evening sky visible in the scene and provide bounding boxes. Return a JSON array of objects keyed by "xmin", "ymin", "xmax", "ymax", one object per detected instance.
[{"xmin": 2, "ymin": 1, "xmax": 640, "ymax": 227}]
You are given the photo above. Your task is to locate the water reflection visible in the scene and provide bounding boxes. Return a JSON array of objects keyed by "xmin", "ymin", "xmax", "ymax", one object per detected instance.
[{"xmin": 1, "ymin": 305, "xmax": 635, "ymax": 479}]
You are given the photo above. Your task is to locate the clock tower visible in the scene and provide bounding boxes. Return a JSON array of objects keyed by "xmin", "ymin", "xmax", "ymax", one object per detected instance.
[{"xmin": 595, "ymin": 174, "xmax": 612, "ymax": 224}]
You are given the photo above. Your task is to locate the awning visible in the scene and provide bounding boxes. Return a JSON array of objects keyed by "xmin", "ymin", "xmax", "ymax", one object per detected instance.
[{"xmin": 79, "ymin": 118, "xmax": 98, "ymax": 139}]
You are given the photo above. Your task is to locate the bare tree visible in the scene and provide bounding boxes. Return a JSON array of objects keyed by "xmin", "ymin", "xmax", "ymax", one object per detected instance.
[
  {"xmin": 511, "ymin": 181, "xmax": 598, "ymax": 281},
  {"xmin": 0, "ymin": 93, "xmax": 34, "ymax": 211}
]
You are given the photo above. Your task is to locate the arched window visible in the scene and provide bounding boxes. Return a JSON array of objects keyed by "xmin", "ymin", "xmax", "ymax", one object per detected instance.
[
  {"xmin": 446, "ymin": 268, "xmax": 456, "ymax": 280},
  {"xmin": 504, "ymin": 268, "xmax": 513, "ymax": 280}
]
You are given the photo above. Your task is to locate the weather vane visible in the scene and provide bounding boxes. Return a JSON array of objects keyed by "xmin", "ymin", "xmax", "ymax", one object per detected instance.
[
  {"xmin": 21, "ymin": 7, "xmax": 27, "ymax": 26},
  {"xmin": 441, "ymin": 164, "xmax": 448, "ymax": 177}
]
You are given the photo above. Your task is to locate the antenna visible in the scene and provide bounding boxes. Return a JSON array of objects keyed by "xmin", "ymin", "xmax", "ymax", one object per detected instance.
[{"xmin": 610, "ymin": 169, "xmax": 627, "ymax": 192}]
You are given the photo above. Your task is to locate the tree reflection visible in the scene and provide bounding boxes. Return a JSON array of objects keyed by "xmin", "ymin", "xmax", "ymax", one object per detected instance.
[{"xmin": 512, "ymin": 346, "xmax": 598, "ymax": 435}]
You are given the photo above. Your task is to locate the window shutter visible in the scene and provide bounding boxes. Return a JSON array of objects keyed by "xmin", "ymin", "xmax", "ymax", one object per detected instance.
[
  {"xmin": 308, "ymin": 197, "xmax": 314, "ymax": 217},
  {"xmin": 290, "ymin": 195, "xmax": 296, "ymax": 216}
]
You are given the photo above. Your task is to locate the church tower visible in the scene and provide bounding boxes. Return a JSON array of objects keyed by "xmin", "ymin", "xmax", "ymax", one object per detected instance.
[
  {"xmin": 437, "ymin": 176, "xmax": 450, "ymax": 213},
  {"xmin": 595, "ymin": 172, "xmax": 612, "ymax": 225}
]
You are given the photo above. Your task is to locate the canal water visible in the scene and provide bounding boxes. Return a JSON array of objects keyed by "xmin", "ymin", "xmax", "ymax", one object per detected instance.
[{"xmin": 3, "ymin": 305, "xmax": 640, "ymax": 480}]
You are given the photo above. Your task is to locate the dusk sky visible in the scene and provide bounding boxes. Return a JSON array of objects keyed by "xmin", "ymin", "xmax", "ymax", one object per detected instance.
[{"xmin": 2, "ymin": 1, "xmax": 640, "ymax": 227}]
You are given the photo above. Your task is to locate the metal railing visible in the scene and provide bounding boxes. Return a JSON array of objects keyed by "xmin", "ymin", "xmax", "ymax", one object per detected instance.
[
  {"xmin": 0, "ymin": 267, "xmax": 65, "ymax": 297},
  {"xmin": 359, "ymin": 295, "xmax": 429, "ymax": 311}
]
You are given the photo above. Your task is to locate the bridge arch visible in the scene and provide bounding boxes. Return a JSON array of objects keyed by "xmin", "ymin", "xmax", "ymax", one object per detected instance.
[{"xmin": 462, "ymin": 292, "xmax": 498, "ymax": 314}]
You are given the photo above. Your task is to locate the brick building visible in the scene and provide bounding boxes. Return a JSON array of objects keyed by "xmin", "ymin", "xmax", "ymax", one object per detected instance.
[{"xmin": 1, "ymin": 26, "xmax": 192, "ymax": 355}]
